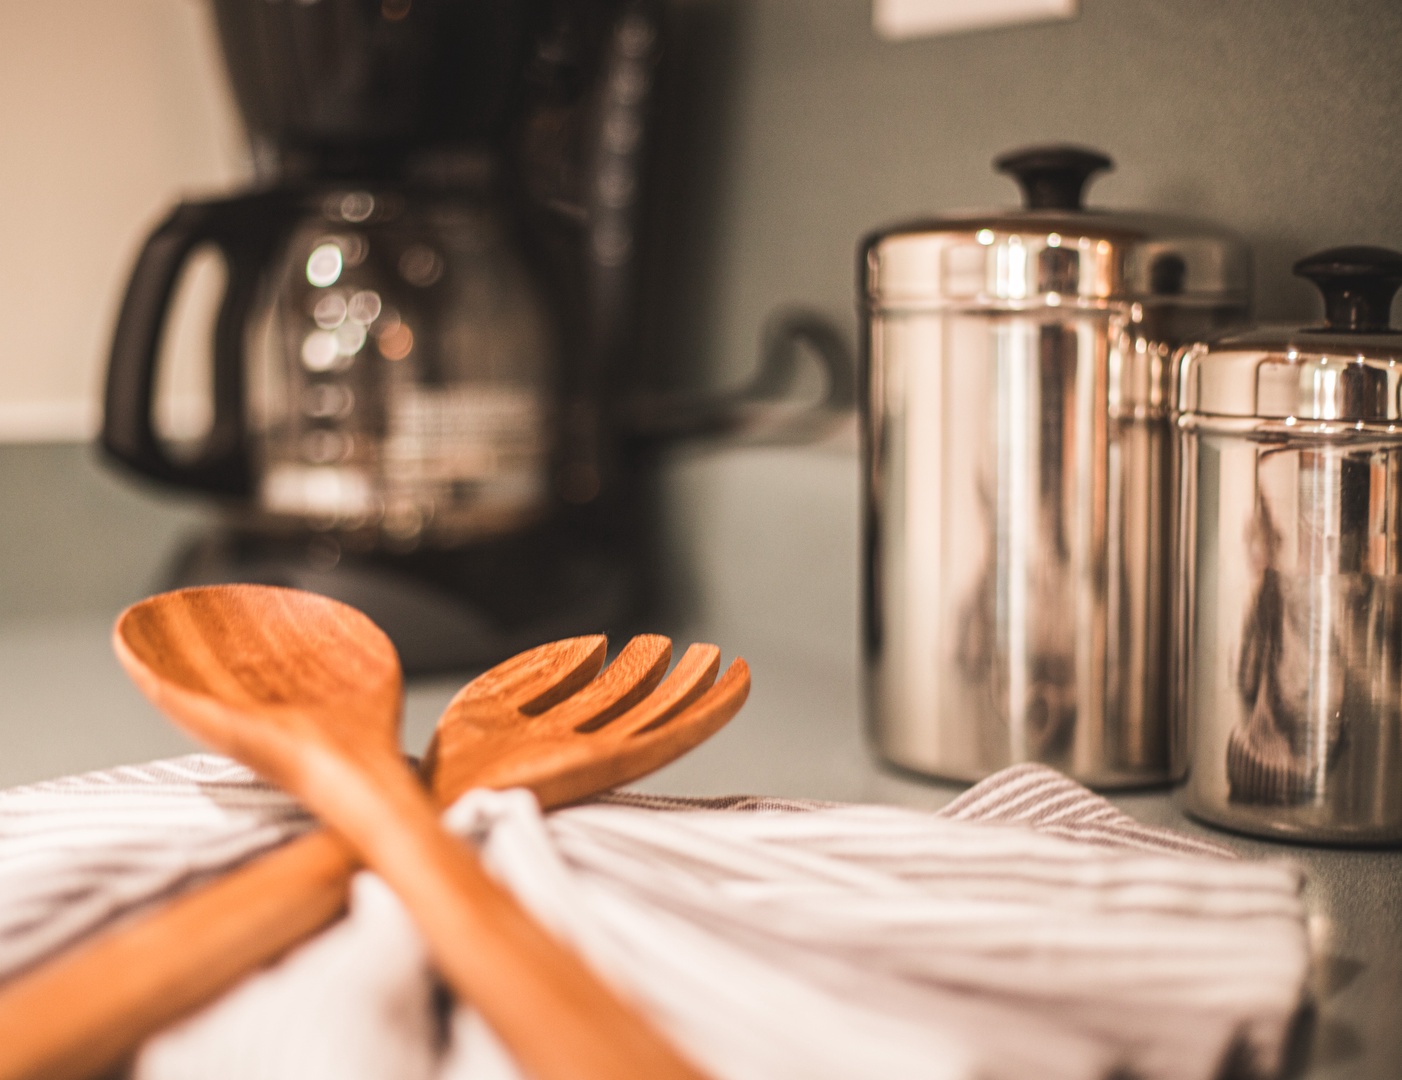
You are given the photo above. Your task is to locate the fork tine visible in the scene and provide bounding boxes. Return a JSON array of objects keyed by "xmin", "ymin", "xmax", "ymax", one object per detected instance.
[
  {"xmin": 456, "ymin": 635, "xmax": 608, "ymax": 713},
  {"xmin": 421, "ymin": 636, "xmax": 606, "ymax": 800},
  {"xmin": 528, "ymin": 657, "xmax": 750, "ymax": 809},
  {"xmin": 619, "ymin": 657, "xmax": 750, "ymax": 753},
  {"xmin": 605, "ymin": 643, "xmax": 721, "ymax": 738},
  {"xmin": 533, "ymin": 635, "xmax": 672, "ymax": 733}
]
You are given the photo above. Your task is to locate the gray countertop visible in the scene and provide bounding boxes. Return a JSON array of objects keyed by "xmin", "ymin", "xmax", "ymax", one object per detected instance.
[
  {"xmin": 1, "ymin": 444, "xmax": 1397, "ymax": 1079},
  {"xmin": 1, "ymin": 610, "xmax": 1397, "ymax": 1080}
]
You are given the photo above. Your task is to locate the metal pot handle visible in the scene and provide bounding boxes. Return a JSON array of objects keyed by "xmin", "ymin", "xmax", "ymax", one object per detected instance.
[{"xmin": 623, "ymin": 308, "xmax": 855, "ymax": 446}]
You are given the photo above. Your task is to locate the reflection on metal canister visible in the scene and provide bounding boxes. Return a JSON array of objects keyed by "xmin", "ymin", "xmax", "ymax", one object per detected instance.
[{"xmin": 1177, "ymin": 246, "xmax": 1402, "ymax": 842}]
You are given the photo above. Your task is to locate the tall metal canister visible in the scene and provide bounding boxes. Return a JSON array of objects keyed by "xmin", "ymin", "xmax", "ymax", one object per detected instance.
[{"xmin": 861, "ymin": 146, "xmax": 1249, "ymax": 787}]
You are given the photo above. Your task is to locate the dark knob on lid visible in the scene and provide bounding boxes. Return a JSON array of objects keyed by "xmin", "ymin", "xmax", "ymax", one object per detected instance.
[
  {"xmin": 994, "ymin": 145, "xmax": 1114, "ymax": 211},
  {"xmin": 1294, "ymin": 246, "xmax": 1402, "ymax": 333}
]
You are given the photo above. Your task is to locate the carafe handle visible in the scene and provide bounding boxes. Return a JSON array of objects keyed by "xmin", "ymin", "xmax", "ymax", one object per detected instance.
[{"xmin": 101, "ymin": 191, "xmax": 294, "ymax": 495}]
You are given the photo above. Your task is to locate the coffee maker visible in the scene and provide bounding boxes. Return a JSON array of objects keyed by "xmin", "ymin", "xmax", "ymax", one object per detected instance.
[{"xmin": 102, "ymin": 0, "xmax": 850, "ymax": 671}]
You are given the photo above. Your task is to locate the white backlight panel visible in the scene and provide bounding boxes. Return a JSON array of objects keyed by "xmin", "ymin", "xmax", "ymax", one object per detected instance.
[{"xmin": 874, "ymin": 0, "xmax": 1078, "ymax": 40}]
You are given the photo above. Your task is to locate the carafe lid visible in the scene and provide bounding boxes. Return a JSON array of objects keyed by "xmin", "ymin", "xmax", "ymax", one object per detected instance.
[
  {"xmin": 863, "ymin": 145, "xmax": 1251, "ymax": 312},
  {"xmin": 1178, "ymin": 246, "xmax": 1402, "ymax": 422}
]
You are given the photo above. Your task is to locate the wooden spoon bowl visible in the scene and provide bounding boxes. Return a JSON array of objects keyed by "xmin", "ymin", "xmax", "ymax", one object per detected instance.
[{"xmin": 115, "ymin": 587, "xmax": 403, "ymax": 784}]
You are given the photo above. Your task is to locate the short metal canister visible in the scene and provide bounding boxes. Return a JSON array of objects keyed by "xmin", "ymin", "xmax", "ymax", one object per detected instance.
[
  {"xmin": 861, "ymin": 146, "xmax": 1249, "ymax": 787},
  {"xmin": 1177, "ymin": 246, "xmax": 1402, "ymax": 842}
]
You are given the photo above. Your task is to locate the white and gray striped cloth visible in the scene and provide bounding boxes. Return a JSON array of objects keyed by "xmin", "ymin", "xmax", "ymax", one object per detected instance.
[{"xmin": 0, "ymin": 758, "xmax": 1308, "ymax": 1080}]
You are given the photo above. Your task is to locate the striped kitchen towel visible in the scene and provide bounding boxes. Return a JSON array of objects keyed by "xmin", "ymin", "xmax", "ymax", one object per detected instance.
[
  {"xmin": 0, "ymin": 755, "xmax": 311, "ymax": 978},
  {"xmin": 0, "ymin": 760, "xmax": 1308, "ymax": 1080}
]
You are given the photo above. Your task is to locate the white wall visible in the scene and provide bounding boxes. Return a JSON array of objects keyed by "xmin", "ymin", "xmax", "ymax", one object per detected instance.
[{"xmin": 0, "ymin": 0, "xmax": 247, "ymax": 441}]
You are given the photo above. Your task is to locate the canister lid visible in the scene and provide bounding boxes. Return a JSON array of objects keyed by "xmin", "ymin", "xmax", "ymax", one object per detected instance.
[
  {"xmin": 863, "ymin": 145, "xmax": 1251, "ymax": 312},
  {"xmin": 1178, "ymin": 246, "xmax": 1402, "ymax": 422}
]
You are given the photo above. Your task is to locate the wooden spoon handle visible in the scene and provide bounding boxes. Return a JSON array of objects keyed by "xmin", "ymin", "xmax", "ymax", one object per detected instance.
[
  {"xmin": 0, "ymin": 829, "xmax": 357, "ymax": 1080},
  {"xmin": 336, "ymin": 761, "xmax": 710, "ymax": 1080},
  {"xmin": 0, "ymin": 780, "xmax": 711, "ymax": 1080}
]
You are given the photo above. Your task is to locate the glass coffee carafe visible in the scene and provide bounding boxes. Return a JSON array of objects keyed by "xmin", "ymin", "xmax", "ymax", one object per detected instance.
[
  {"xmin": 252, "ymin": 185, "xmax": 554, "ymax": 549},
  {"xmin": 103, "ymin": 179, "xmax": 560, "ymax": 553}
]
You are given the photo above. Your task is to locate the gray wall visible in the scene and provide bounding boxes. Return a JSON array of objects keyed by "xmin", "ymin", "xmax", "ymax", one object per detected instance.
[
  {"xmin": 4, "ymin": 0, "xmax": 1400, "ymax": 646},
  {"xmin": 0, "ymin": 445, "xmax": 209, "ymax": 619},
  {"xmin": 649, "ymin": 0, "xmax": 1401, "ymax": 396},
  {"xmin": 648, "ymin": 0, "xmax": 1402, "ymax": 657}
]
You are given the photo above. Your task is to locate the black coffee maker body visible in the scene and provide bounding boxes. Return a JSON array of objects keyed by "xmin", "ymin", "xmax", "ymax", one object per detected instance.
[{"xmin": 102, "ymin": 0, "xmax": 671, "ymax": 671}]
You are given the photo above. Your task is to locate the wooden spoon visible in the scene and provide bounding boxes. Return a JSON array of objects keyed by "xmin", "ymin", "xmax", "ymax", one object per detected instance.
[{"xmin": 0, "ymin": 585, "xmax": 747, "ymax": 1080}]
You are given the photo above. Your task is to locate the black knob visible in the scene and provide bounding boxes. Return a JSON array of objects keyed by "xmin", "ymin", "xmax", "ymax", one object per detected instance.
[
  {"xmin": 1294, "ymin": 246, "xmax": 1402, "ymax": 333},
  {"xmin": 994, "ymin": 145, "xmax": 1113, "ymax": 211}
]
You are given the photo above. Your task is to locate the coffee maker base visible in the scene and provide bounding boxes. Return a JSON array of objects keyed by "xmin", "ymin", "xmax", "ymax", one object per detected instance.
[{"xmin": 164, "ymin": 529, "xmax": 643, "ymax": 675}]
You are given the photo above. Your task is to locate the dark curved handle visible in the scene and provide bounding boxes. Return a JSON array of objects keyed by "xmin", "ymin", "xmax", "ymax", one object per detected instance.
[
  {"xmin": 1293, "ymin": 245, "xmax": 1402, "ymax": 333},
  {"xmin": 101, "ymin": 191, "xmax": 294, "ymax": 495},
  {"xmin": 994, "ymin": 145, "xmax": 1113, "ymax": 211},
  {"xmin": 624, "ymin": 309, "xmax": 856, "ymax": 445}
]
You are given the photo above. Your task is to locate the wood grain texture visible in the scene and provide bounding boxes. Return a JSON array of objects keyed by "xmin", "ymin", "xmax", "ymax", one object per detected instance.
[
  {"xmin": 0, "ymin": 831, "xmax": 355, "ymax": 1080},
  {"xmin": 0, "ymin": 586, "xmax": 749, "ymax": 1080}
]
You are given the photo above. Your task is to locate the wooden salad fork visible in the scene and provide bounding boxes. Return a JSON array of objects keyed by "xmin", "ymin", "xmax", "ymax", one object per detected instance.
[{"xmin": 0, "ymin": 585, "xmax": 748, "ymax": 1080}]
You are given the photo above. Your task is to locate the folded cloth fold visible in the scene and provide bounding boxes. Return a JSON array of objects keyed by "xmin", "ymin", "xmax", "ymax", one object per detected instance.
[
  {"xmin": 0, "ymin": 759, "xmax": 1307, "ymax": 1080},
  {"xmin": 0, "ymin": 755, "xmax": 311, "ymax": 978}
]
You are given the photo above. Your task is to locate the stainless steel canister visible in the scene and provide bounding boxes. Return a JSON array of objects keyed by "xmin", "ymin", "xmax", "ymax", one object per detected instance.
[
  {"xmin": 1177, "ymin": 246, "xmax": 1402, "ymax": 842},
  {"xmin": 861, "ymin": 146, "xmax": 1250, "ymax": 787}
]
